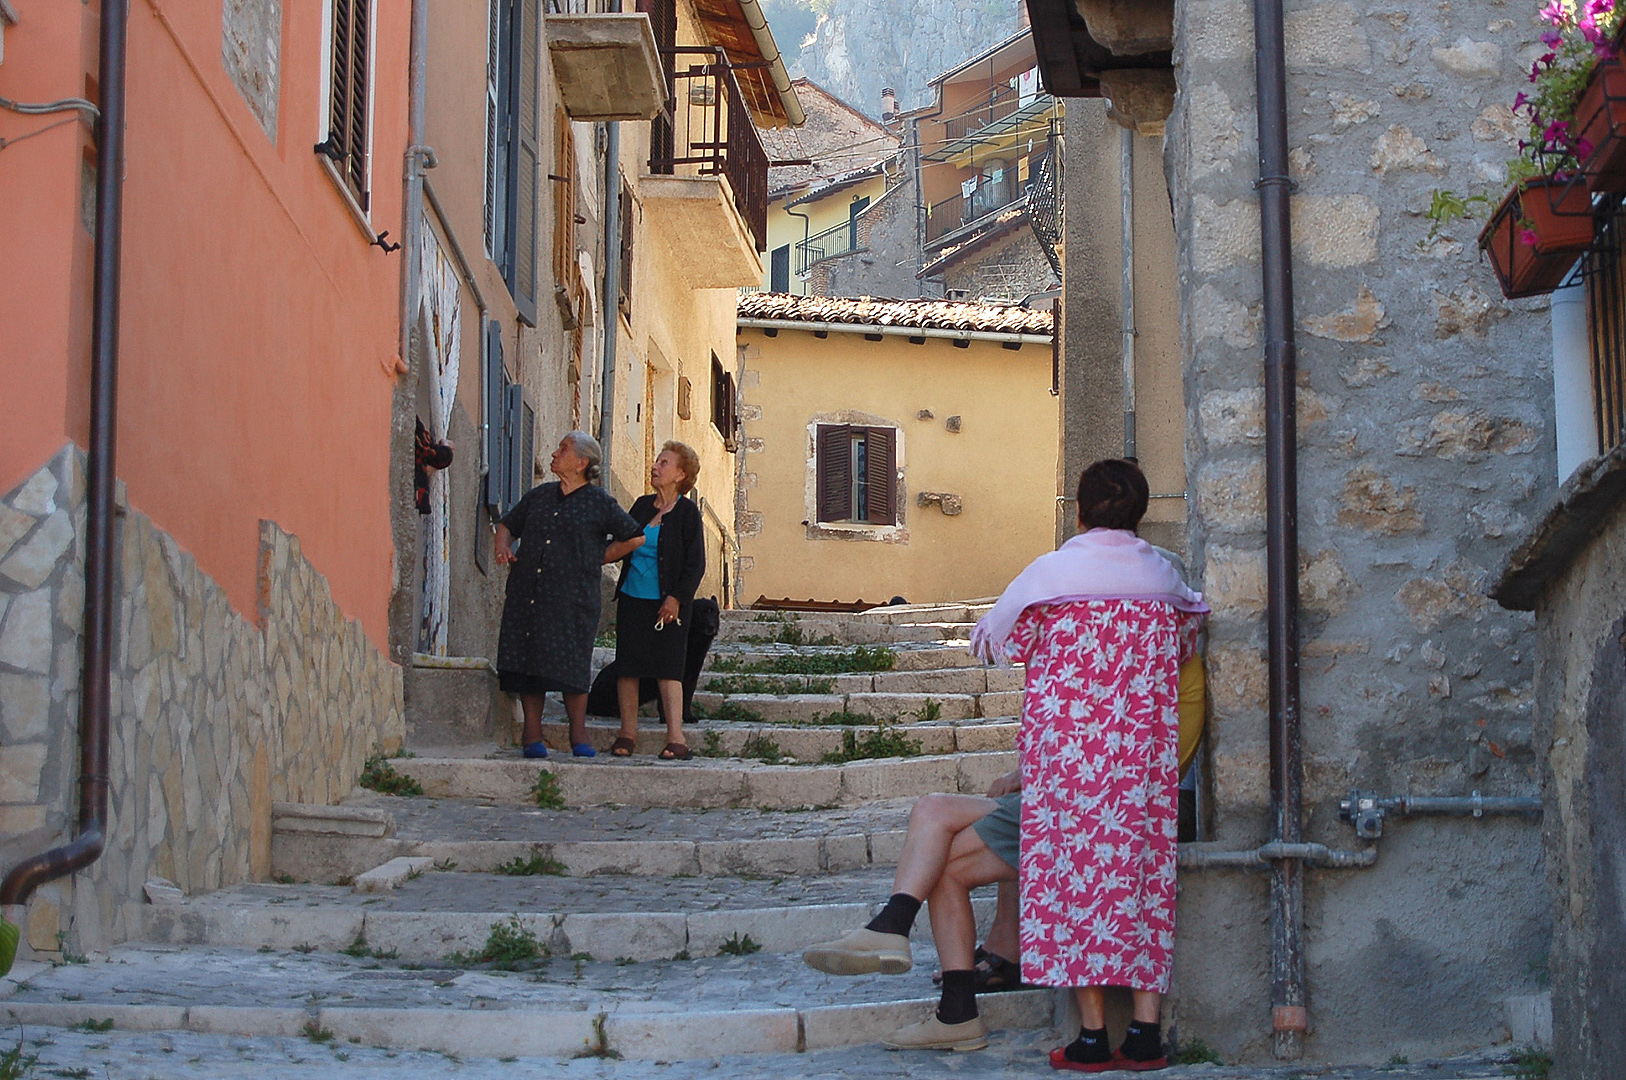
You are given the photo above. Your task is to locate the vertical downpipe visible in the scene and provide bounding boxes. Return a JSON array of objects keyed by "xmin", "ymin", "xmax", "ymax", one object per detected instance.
[
  {"xmin": 1253, "ymin": 0, "xmax": 1307, "ymax": 1059},
  {"xmin": 0, "ymin": 0, "xmax": 128, "ymax": 912},
  {"xmin": 1120, "ymin": 126, "xmax": 1137, "ymax": 460},
  {"xmin": 599, "ymin": 121, "xmax": 621, "ymax": 483}
]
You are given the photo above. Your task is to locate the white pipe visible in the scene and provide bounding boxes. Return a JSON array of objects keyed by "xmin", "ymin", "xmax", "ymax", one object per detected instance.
[
  {"xmin": 1550, "ymin": 274, "xmax": 1598, "ymax": 482},
  {"xmin": 736, "ymin": 317, "xmax": 1052, "ymax": 345},
  {"xmin": 732, "ymin": 0, "xmax": 805, "ymax": 127},
  {"xmin": 1121, "ymin": 126, "xmax": 1137, "ymax": 460}
]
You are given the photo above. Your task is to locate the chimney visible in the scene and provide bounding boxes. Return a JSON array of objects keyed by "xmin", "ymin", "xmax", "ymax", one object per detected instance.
[{"xmin": 881, "ymin": 87, "xmax": 898, "ymax": 121}]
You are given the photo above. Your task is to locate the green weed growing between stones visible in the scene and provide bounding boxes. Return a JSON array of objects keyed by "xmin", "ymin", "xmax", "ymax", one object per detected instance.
[
  {"xmin": 68, "ymin": 1020, "xmax": 112, "ymax": 1034},
  {"xmin": 717, "ymin": 933, "xmax": 762, "ymax": 956},
  {"xmin": 495, "ymin": 852, "xmax": 566, "ymax": 876},
  {"xmin": 1507, "ymin": 1046, "xmax": 1552, "ymax": 1080},
  {"xmin": 53, "ymin": 932, "xmax": 85, "ymax": 965},
  {"xmin": 574, "ymin": 1011, "xmax": 619, "ymax": 1060},
  {"xmin": 703, "ymin": 674, "xmax": 834, "ymax": 696},
  {"xmin": 809, "ymin": 710, "xmax": 886, "ymax": 727},
  {"xmin": 1173, "ymin": 1038, "xmax": 1222, "ymax": 1065},
  {"xmin": 696, "ymin": 731, "xmax": 726, "ymax": 757},
  {"xmin": 821, "ymin": 722, "xmax": 922, "ymax": 764},
  {"xmin": 532, "ymin": 770, "xmax": 566, "ymax": 810},
  {"xmin": 446, "ymin": 916, "xmax": 546, "ymax": 969},
  {"xmin": 0, "ymin": 1033, "xmax": 38, "ymax": 1080},
  {"xmin": 359, "ymin": 756, "xmax": 423, "ymax": 797},
  {"xmin": 340, "ymin": 932, "xmax": 399, "ymax": 961},
  {"xmin": 301, "ymin": 1020, "xmax": 335, "ymax": 1044},
  {"xmin": 739, "ymin": 732, "xmax": 784, "ymax": 764},
  {"xmin": 711, "ymin": 646, "xmax": 894, "ymax": 675},
  {"xmin": 913, "ymin": 699, "xmax": 943, "ymax": 723},
  {"xmin": 713, "ymin": 701, "xmax": 767, "ymax": 724}
]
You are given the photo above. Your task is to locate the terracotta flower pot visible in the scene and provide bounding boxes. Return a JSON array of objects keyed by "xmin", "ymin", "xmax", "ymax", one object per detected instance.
[
  {"xmin": 1479, "ymin": 175, "xmax": 1594, "ymax": 299},
  {"xmin": 1575, "ymin": 57, "xmax": 1626, "ymax": 192}
]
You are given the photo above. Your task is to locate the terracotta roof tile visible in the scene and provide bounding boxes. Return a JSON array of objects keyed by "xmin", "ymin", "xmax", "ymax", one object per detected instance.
[{"xmin": 737, "ymin": 292, "xmax": 1053, "ymax": 336}]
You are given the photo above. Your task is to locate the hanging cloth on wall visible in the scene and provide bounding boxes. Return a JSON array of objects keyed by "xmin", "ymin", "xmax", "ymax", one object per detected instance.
[{"xmin": 417, "ymin": 215, "xmax": 463, "ymax": 656}]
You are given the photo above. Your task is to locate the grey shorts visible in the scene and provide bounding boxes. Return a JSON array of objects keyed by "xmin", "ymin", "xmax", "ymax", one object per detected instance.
[{"xmin": 970, "ymin": 791, "xmax": 1021, "ymax": 871}]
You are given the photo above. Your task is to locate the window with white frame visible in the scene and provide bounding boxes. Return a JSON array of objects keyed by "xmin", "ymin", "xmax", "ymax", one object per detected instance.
[{"xmin": 319, "ymin": 0, "xmax": 375, "ymax": 214}]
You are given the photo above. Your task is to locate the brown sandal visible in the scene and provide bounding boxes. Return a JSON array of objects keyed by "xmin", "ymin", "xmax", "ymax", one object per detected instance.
[
  {"xmin": 610, "ymin": 737, "xmax": 636, "ymax": 757},
  {"xmin": 658, "ymin": 742, "xmax": 693, "ymax": 761}
]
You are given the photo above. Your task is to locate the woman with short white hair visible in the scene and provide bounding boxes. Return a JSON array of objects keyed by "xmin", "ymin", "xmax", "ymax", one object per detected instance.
[{"xmin": 494, "ymin": 431, "xmax": 643, "ymax": 759}]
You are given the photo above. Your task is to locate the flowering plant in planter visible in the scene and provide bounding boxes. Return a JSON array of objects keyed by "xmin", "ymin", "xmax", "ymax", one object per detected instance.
[{"xmin": 1513, "ymin": 0, "xmax": 1626, "ymax": 183}]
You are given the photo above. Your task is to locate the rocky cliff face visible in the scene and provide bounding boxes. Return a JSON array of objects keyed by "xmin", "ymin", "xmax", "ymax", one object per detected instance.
[{"xmin": 790, "ymin": 0, "xmax": 1024, "ymax": 116}]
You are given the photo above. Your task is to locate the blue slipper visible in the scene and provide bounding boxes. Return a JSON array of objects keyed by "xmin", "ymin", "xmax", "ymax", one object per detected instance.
[
  {"xmin": 572, "ymin": 743, "xmax": 597, "ymax": 758},
  {"xmin": 522, "ymin": 741, "xmax": 549, "ymax": 759}
]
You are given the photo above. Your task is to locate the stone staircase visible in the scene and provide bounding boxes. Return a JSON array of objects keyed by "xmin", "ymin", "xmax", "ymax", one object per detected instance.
[{"xmin": 1, "ymin": 602, "xmax": 1073, "ymax": 1065}]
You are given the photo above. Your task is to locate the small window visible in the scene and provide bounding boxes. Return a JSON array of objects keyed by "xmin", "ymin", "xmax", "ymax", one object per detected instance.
[
  {"xmin": 324, "ymin": 0, "xmax": 373, "ymax": 211},
  {"xmin": 711, "ymin": 353, "xmax": 736, "ymax": 448},
  {"xmin": 770, "ymin": 245, "xmax": 790, "ymax": 292},
  {"xmin": 619, "ymin": 181, "xmax": 635, "ymax": 315},
  {"xmin": 816, "ymin": 424, "xmax": 897, "ymax": 525}
]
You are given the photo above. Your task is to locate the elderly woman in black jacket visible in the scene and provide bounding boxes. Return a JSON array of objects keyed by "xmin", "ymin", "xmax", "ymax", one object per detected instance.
[{"xmin": 610, "ymin": 441, "xmax": 705, "ymax": 759}]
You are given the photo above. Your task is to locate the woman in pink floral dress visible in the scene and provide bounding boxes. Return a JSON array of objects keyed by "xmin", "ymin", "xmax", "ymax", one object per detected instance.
[{"xmin": 971, "ymin": 459, "xmax": 1205, "ymax": 1072}]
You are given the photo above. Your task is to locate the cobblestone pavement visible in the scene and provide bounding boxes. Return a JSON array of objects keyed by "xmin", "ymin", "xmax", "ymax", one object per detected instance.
[
  {"xmin": 348, "ymin": 794, "xmax": 917, "ymax": 843},
  {"xmin": 0, "ymin": 1025, "xmax": 1517, "ymax": 1080}
]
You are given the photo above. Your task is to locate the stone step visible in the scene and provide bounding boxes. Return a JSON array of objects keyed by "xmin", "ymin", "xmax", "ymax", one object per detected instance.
[
  {"xmin": 389, "ymin": 751, "xmax": 1019, "ymax": 811},
  {"xmin": 143, "ymin": 870, "xmax": 997, "ymax": 963},
  {"xmin": 697, "ymin": 640, "xmax": 982, "ymax": 673},
  {"xmin": 711, "ymin": 619, "xmax": 970, "ymax": 647},
  {"xmin": 698, "ymin": 665, "xmax": 1025, "ymax": 695},
  {"xmin": 0, "ymin": 946, "xmax": 1056, "ymax": 1061},
  {"xmin": 536, "ymin": 717, "xmax": 1017, "ymax": 759},
  {"xmin": 273, "ymin": 795, "xmax": 919, "ymax": 883}
]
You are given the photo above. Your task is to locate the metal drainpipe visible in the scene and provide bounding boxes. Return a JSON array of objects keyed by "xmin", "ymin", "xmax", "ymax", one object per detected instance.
[
  {"xmin": 786, "ymin": 207, "xmax": 811, "ymax": 288},
  {"xmin": 1120, "ymin": 126, "xmax": 1137, "ymax": 460},
  {"xmin": 399, "ymin": 0, "xmax": 431, "ymax": 364},
  {"xmin": 1, "ymin": 0, "xmax": 128, "ymax": 914},
  {"xmin": 599, "ymin": 120, "xmax": 621, "ymax": 485},
  {"xmin": 1253, "ymin": 0, "xmax": 1307, "ymax": 1058}
]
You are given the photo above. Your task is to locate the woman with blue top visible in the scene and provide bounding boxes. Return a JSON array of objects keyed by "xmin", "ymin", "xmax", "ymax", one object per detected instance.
[
  {"xmin": 495, "ymin": 432, "xmax": 644, "ymax": 760},
  {"xmin": 610, "ymin": 441, "xmax": 705, "ymax": 759}
]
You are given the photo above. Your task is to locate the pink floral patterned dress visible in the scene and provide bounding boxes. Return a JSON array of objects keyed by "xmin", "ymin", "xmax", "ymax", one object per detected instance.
[{"xmin": 1008, "ymin": 598, "xmax": 1202, "ymax": 993}]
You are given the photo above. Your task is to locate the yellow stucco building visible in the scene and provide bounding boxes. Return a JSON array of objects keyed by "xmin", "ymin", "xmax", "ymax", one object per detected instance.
[{"xmin": 735, "ymin": 294, "xmax": 1058, "ymax": 605}]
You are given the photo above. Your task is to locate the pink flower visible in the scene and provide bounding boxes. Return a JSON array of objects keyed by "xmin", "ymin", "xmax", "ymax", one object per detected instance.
[
  {"xmin": 1587, "ymin": 0, "xmax": 1613, "ymax": 18},
  {"xmin": 1543, "ymin": 29, "xmax": 1565, "ymax": 46},
  {"xmin": 1541, "ymin": 0, "xmax": 1570, "ymax": 23},
  {"xmin": 1597, "ymin": 40, "xmax": 1619, "ymax": 57},
  {"xmin": 1581, "ymin": 19, "xmax": 1604, "ymax": 43},
  {"xmin": 1514, "ymin": 91, "xmax": 1531, "ymax": 110},
  {"xmin": 1520, "ymin": 227, "xmax": 1541, "ymax": 247},
  {"xmin": 1545, "ymin": 119, "xmax": 1573, "ymax": 144},
  {"xmin": 1577, "ymin": 136, "xmax": 1596, "ymax": 158}
]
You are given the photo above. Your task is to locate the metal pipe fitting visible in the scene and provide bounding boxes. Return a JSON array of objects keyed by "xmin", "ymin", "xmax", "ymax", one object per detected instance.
[{"xmin": 1339, "ymin": 789, "xmax": 1543, "ymax": 838}]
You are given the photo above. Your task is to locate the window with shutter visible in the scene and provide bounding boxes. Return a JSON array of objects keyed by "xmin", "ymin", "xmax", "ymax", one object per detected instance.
[
  {"xmin": 326, "ymin": 0, "xmax": 372, "ymax": 210},
  {"xmin": 711, "ymin": 353, "xmax": 736, "ymax": 446},
  {"xmin": 484, "ymin": 320, "xmax": 510, "ymax": 513},
  {"xmin": 484, "ymin": 0, "xmax": 505, "ymax": 258},
  {"xmin": 511, "ymin": 0, "xmax": 541, "ymax": 325},
  {"xmin": 814, "ymin": 424, "xmax": 898, "ymax": 525},
  {"xmin": 552, "ymin": 109, "xmax": 577, "ymax": 289},
  {"xmin": 770, "ymin": 245, "xmax": 790, "ymax": 293},
  {"xmin": 619, "ymin": 182, "xmax": 634, "ymax": 315},
  {"xmin": 506, "ymin": 382, "xmax": 527, "ymax": 510}
]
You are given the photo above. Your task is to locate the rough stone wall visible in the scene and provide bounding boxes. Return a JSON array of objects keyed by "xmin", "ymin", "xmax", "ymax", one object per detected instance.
[
  {"xmin": 1164, "ymin": 0, "xmax": 1554, "ymax": 1059},
  {"xmin": 1519, "ymin": 489, "xmax": 1626, "ymax": 1079},
  {"xmin": 808, "ymin": 178, "xmax": 930, "ymax": 299},
  {"xmin": 0, "ymin": 447, "xmax": 404, "ymax": 960},
  {"xmin": 222, "ymin": 0, "xmax": 281, "ymax": 141},
  {"xmin": 939, "ymin": 226, "xmax": 1056, "ymax": 302}
]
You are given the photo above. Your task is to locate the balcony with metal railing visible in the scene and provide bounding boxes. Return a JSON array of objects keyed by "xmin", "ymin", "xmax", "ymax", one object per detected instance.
[
  {"xmin": 924, "ymin": 88, "xmax": 1058, "ymax": 164},
  {"xmin": 795, "ymin": 218, "xmax": 860, "ymax": 275},
  {"xmin": 641, "ymin": 46, "xmax": 770, "ymax": 287},
  {"xmin": 925, "ymin": 171, "xmax": 1028, "ymax": 245}
]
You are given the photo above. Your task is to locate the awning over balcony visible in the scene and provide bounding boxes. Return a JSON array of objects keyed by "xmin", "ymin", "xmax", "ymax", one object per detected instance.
[{"xmin": 689, "ymin": 0, "xmax": 805, "ymax": 128}]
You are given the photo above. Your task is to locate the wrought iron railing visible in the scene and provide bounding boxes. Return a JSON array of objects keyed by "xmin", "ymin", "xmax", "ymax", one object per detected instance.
[
  {"xmin": 925, "ymin": 172, "xmax": 1026, "ymax": 243},
  {"xmin": 544, "ymin": 0, "xmax": 621, "ymax": 12},
  {"xmin": 796, "ymin": 218, "xmax": 859, "ymax": 274},
  {"xmin": 1025, "ymin": 139, "xmax": 1061, "ymax": 276},
  {"xmin": 945, "ymin": 83, "xmax": 1021, "ymax": 142},
  {"xmin": 648, "ymin": 47, "xmax": 770, "ymax": 252}
]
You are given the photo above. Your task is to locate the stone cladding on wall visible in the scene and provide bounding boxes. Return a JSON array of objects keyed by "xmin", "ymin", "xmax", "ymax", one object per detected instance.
[
  {"xmin": 0, "ymin": 447, "xmax": 404, "ymax": 960},
  {"xmin": 1160, "ymin": 0, "xmax": 1556, "ymax": 1059}
]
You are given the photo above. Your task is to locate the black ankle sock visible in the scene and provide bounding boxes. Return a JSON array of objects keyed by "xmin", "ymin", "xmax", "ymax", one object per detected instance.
[
  {"xmin": 1064, "ymin": 1026, "xmax": 1112, "ymax": 1064},
  {"xmin": 864, "ymin": 893, "xmax": 922, "ymax": 937},
  {"xmin": 1120, "ymin": 1020, "xmax": 1163, "ymax": 1062},
  {"xmin": 935, "ymin": 970, "xmax": 978, "ymax": 1025}
]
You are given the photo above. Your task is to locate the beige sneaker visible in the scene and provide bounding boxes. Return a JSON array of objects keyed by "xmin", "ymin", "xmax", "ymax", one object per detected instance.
[
  {"xmin": 800, "ymin": 927, "xmax": 913, "ymax": 975},
  {"xmin": 882, "ymin": 1011, "xmax": 989, "ymax": 1052}
]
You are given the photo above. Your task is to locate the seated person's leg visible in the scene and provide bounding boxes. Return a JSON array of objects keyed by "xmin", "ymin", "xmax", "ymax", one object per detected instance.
[{"xmin": 802, "ymin": 793, "xmax": 996, "ymax": 977}]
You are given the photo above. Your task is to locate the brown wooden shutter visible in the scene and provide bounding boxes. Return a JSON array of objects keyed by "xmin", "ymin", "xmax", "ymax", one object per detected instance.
[
  {"xmin": 329, "ymin": 0, "xmax": 370, "ymax": 209},
  {"xmin": 816, "ymin": 424, "xmax": 852, "ymax": 522},
  {"xmin": 552, "ymin": 108, "xmax": 576, "ymax": 286},
  {"xmin": 864, "ymin": 426, "xmax": 897, "ymax": 524},
  {"xmin": 512, "ymin": 0, "xmax": 541, "ymax": 325},
  {"xmin": 619, "ymin": 182, "xmax": 634, "ymax": 313}
]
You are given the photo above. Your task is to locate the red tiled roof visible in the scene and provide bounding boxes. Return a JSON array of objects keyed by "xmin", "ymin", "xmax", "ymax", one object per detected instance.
[{"xmin": 737, "ymin": 292, "xmax": 1053, "ymax": 335}]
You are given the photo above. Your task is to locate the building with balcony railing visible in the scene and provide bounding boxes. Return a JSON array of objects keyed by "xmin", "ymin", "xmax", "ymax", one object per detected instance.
[{"xmin": 910, "ymin": 31, "xmax": 1061, "ymax": 302}]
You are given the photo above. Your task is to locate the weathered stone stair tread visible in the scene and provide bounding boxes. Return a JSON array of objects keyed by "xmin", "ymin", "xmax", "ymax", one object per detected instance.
[
  {"xmin": 274, "ymin": 795, "xmax": 920, "ymax": 881},
  {"xmin": 0, "ymin": 946, "xmax": 1053, "ymax": 1060},
  {"xmin": 389, "ymin": 750, "xmax": 1019, "ymax": 809},
  {"xmin": 532, "ymin": 718, "xmax": 1016, "ymax": 758},
  {"xmin": 147, "ymin": 870, "xmax": 993, "ymax": 961}
]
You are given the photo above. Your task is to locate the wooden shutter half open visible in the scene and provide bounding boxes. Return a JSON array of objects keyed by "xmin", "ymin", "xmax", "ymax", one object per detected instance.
[
  {"xmin": 329, "ymin": 0, "xmax": 371, "ymax": 209},
  {"xmin": 506, "ymin": 382, "xmax": 526, "ymax": 513},
  {"xmin": 485, "ymin": 320, "xmax": 508, "ymax": 512},
  {"xmin": 864, "ymin": 426, "xmax": 896, "ymax": 525},
  {"xmin": 816, "ymin": 424, "xmax": 852, "ymax": 523}
]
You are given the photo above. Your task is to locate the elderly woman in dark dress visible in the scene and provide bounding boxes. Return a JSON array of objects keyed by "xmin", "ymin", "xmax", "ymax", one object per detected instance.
[
  {"xmin": 494, "ymin": 431, "xmax": 643, "ymax": 759},
  {"xmin": 610, "ymin": 441, "xmax": 705, "ymax": 760}
]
